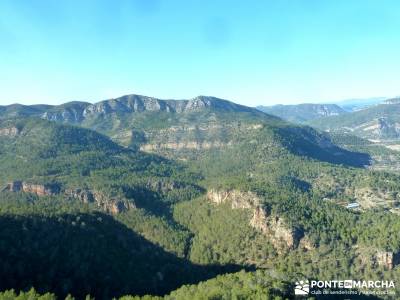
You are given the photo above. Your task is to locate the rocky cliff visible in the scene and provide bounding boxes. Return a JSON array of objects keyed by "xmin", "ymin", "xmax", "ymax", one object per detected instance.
[
  {"xmin": 63, "ymin": 188, "xmax": 135, "ymax": 214},
  {"xmin": 0, "ymin": 126, "xmax": 20, "ymax": 137},
  {"xmin": 41, "ymin": 101, "xmax": 89, "ymax": 123},
  {"xmin": 140, "ymin": 141, "xmax": 229, "ymax": 152},
  {"xmin": 249, "ymin": 206, "xmax": 303, "ymax": 250},
  {"xmin": 357, "ymin": 247, "xmax": 400, "ymax": 270},
  {"xmin": 207, "ymin": 189, "xmax": 309, "ymax": 251},
  {"xmin": 374, "ymin": 251, "xmax": 399, "ymax": 270},
  {"xmin": 3, "ymin": 181, "xmax": 60, "ymax": 196},
  {"xmin": 207, "ymin": 189, "xmax": 259, "ymax": 209},
  {"xmin": 82, "ymin": 95, "xmax": 256, "ymax": 115},
  {"xmin": 3, "ymin": 182, "xmax": 134, "ymax": 214},
  {"xmin": 136, "ymin": 123, "xmax": 262, "ymax": 155}
]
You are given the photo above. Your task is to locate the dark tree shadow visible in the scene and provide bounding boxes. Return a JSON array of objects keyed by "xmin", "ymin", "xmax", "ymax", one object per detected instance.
[
  {"xmin": 0, "ymin": 213, "xmax": 245, "ymax": 300},
  {"xmin": 277, "ymin": 126, "xmax": 371, "ymax": 168}
]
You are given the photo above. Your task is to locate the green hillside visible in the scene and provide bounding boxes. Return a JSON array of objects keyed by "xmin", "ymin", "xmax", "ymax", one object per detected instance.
[
  {"xmin": 1, "ymin": 97, "xmax": 400, "ymax": 299},
  {"xmin": 307, "ymin": 99, "xmax": 400, "ymax": 173}
]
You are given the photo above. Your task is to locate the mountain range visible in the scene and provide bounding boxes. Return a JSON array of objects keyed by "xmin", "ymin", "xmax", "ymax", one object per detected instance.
[
  {"xmin": 0, "ymin": 95, "xmax": 257, "ymax": 122},
  {"xmin": 309, "ymin": 97, "xmax": 400, "ymax": 141},
  {"xmin": 1, "ymin": 93, "xmax": 400, "ymax": 299},
  {"xmin": 256, "ymin": 97, "xmax": 389, "ymax": 124},
  {"xmin": 256, "ymin": 103, "xmax": 347, "ymax": 123}
]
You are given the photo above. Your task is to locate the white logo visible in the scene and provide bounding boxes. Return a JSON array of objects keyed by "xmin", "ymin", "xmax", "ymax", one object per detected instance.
[{"xmin": 295, "ymin": 280, "xmax": 310, "ymax": 295}]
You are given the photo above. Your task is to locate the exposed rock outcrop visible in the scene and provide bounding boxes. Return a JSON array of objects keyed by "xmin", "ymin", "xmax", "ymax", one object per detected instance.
[
  {"xmin": 2, "ymin": 181, "xmax": 23, "ymax": 192},
  {"xmin": 3, "ymin": 182, "xmax": 134, "ymax": 214},
  {"xmin": 140, "ymin": 141, "xmax": 229, "ymax": 151},
  {"xmin": 137, "ymin": 123, "xmax": 262, "ymax": 153},
  {"xmin": 65, "ymin": 188, "xmax": 95, "ymax": 203},
  {"xmin": 357, "ymin": 246, "xmax": 400, "ymax": 270},
  {"xmin": 92, "ymin": 191, "xmax": 135, "ymax": 215},
  {"xmin": 207, "ymin": 189, "xmax": 260, "ymax": 209},
  {"xmin": 0, "ymin": 126, "xmax": 20, "ymax": 137},
  {"xmin": 146, "ymin": 180, "xmax": 183, "ymax": 193},
  {"xmin": 40, "ymin": 105, "xmax": 84, "ymax": 123},
  {"xmin": 250, "ymin": 207, "xmax": 303, "ymax": 250},
  {"xmin": 207, "ymin": 189, "xmax": 311, "ymax": 251},
  {"xmin": 65, "ymin": 188, "xmax": 135, "ymax": 214},
  {"xmin": 3, "ymin": 181, "xmax": 60, "ymax": 196},
  {"xmin": 298, "ymin": 235, "xmax": 315, "ymax": 251},
  {"xmin": 374, "ymin": 251, "xmax": 398, "ymax": 270}
]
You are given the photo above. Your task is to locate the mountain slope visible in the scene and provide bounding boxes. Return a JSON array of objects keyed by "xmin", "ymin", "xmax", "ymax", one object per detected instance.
[
  {"xmin": 0, "ymin": 94, "xmax": 262, "ymax": 123},
  {"xmin": 0, "ymin": 118, "xmax": 233, "ymax": 298},
  {"xmin": 309, "ymin": 98, "xmax": 400, "ymax": 141},
  {"xmin": 256, "ymin": 103, "xmax": 347, "ymax": 123},
  {"xmin": 0, "ymin": 104, "xmax": 52, "ymax": 119},
  {"xmin": 2, "ymin": 93, "xmax": 365, "ymax": 167},
  {"xmin": 2, "ymin": 95, "xmax": 400, "ymax": 299},
  {"xmin": 0, "ymin": 117, "xmax": 210, "ymax": 260},
  {"xmin": 0, "ymin": 270, "xmax": 295, "ymax": 300},
  {"xmin": 0, "ymin": 208, "xmax": 237, "ymax": 299}
]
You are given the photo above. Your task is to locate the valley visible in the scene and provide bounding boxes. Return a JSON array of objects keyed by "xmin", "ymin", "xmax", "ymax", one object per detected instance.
[{"xmin": 1, "ymin": 94, "xmax": 400, "ymax": 299}]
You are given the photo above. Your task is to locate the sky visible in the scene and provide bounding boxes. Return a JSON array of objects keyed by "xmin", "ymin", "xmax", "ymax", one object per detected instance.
[{"xmin": 1, "ymin": 0, "xmax": 400, "ymax": 106}]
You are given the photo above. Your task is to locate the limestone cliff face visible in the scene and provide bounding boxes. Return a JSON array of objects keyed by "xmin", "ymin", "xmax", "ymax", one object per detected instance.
[
  {"xmin": 3, "ymin": 182, "xmax": 134, "ymax": 214},
  {"xmin": 80, "ymin": 95, "xmax": 256, "ymax": 115},
  {"xmin": 375, "ymin": 251, "xmax": 398, "ymax": 270},
  {"xmin": 207, "ymin": 189, "xmax": 309, "ymax": 251},
  {"xmin": 3, "ymin": 181, "xmax": 60, "ymax": 196},
  {"xmin": 357, "ymin": 247, "xmax": 400, "ymax": 270},
  {"xmin": 42, "ymin": 109, "xmax": 85, "ymax": 123},
  {"xmin": 64, "ymin": 188, "xmax": 95, "ymax": 203},
  {"xmin": 2, "ymin": 181, "xmax": 23, "ymax": 192},
  {"xmin": 65, "ymin": 189, "xmax": 135, "ymax": 214},
  {"xmin": 298, "ymin": 235, "xmax": 315, "ymax": 251},
  {"xmin": 137, "ymin": 123, "xmax": 262, "ymax": 153},
  {"xmin": 207, "ymin": 189, "xmax": 259, "ymax": 209},
  {"xmin": 92, "ymin": 191, "xmax": 135, "ymax": 215},
  {"xmin": 140, "ymin": 141, "xmax": 229, "ymax": 152},
  {"xmin": 0, "ymin": 126, "xmax": 20, "ymax": 137},
  {"xmin": 250, "ymin": 207, "xmax": 303, "ymax": 250},
  {"xmin": 146, "ymin": 180, "xmax": 183, "ymax": 193}
]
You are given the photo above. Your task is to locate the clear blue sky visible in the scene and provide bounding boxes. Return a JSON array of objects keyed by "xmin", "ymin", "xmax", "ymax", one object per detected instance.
[{"xmin": 1, "ymin": 0, "xmax": 400, "ymax": 106}]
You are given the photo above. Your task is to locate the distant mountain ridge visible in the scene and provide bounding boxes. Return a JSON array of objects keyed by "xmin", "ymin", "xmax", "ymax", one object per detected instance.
[
  {"xmin": 0, "ymin": 94, "xmax": 261, "ymax": 123},
  {"xmin": 309, "ymin": 97, "xmax": 400, "ymax": 141},
  {"xmin": 0, "ymin": 93, "xmax": 370, "ymax": 168},
  {"xmin": 330, "ymin": 97, "xmax": 387, "ymax": 111},
  {"xmin": 256, "ymin": 103, "xmax": 347, "ymax": 123}
]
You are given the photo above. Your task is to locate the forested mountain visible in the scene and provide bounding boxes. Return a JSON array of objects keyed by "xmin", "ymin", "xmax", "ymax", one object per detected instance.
[
  {"xmin": 255, "ymin": 98, "xmax": 387, "ymax": 124},
  {"xmin": 304, "ymin": 98, "xmax": 400, "ymax": 175},
  {"xmin": 309, "ymin": 98, "xmax": 400, "ymax": 141},
  {"xmin": 256, "ymin": 103, "xmax": 347, "ymax": 123},
  {"xmin": 1, "ymin": 95, "xmax": 400, "ymax": 299}
]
